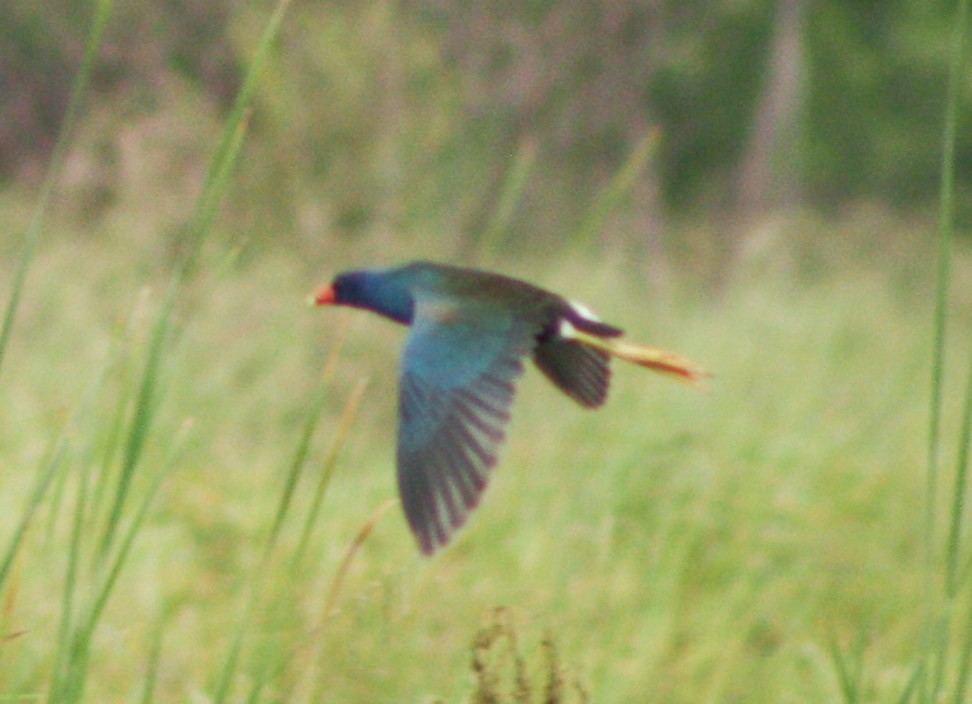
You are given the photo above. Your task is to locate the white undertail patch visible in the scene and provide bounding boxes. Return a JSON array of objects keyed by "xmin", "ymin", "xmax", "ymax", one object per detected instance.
[
  {"xmin": 558, "ymin": 319, "xmax": 579, "ymax": 340},
  {"xmin": 569, "ymin": 300, "xmax": 602, "ymax": 322}
]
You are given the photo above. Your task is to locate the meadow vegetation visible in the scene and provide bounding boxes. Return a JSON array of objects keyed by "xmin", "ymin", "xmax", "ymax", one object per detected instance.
[
  {"xmin": 1, "ymin": 1, "xmax": 971, "ymax": 702},
  {"xmin": 1, "ymin": 210, "xmax": 970, "ymax": 702}
]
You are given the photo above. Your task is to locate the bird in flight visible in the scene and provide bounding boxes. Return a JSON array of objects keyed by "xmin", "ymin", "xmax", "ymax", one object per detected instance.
[{"xmin": 313, "ymin": 261, "xmax": 706, "ymax": 555}]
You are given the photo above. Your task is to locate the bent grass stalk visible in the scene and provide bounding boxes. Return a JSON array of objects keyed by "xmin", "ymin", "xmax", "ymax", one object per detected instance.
[
  {"xmin": 304, "ymin": 499, "xmax": 400, "ymax": 704},
  {"xmin": 319, "ymin": 498, "xmax": 399, "ymax": 630}
]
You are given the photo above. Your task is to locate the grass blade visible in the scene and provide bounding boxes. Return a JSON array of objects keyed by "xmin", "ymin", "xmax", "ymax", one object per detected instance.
[
  {"xmin": 895, "ymin": 661, "xmax": 922, "ymax": 704},
  {"xmin": 99, "ymin": 0, "xmax": 295, "ymax": 562},
  {"xmin": 178, "ymin": 0, "xmax": 293, "ymax": 279},
  {"xmin": 477, "ymin": 138, "xmax": 539, "ymax": 265},
  {"xmin": 319, "ymin": 499, "xmax": 397, "ymax": 631},
  {"xmin": 97, "ymin": 296, "xmax": 172, "ymax": 560},
  {"xmin": 926, "ymin": 0, "xmax": 969, "ymax": 579},
  {"xmin": 138, "ymin": 622, "xmax": 165, "ymax": 704},
  {"xmin": 263, "ymin": 380, "xmax": 331, "ymax": 561},
  {"xmin": 49, "ymin": 424, "xmax": 185, "ymax": 704},
  {"xmin": 47, "ymin": 459, "xmax": 91, "ymax": 704},
  {"xmin": 921, "ymin": 0, "xmax": 970, "ymax": 700},
  {"xmin": 0, "ymin": 441, "xmax": 66, "ymax": 593},
  {"xmin": 264, "ymin": 314, "xmax": 353, "ymax": 560},
  {"xmin": 946, "ymin": 357, "xmax": 972, "ymax": 594},
  {"xmin": 567, "ymin": 126, "xmax": 660, "ymax": 252},
  {"xmin": 0, "ymin": 0, "xmax": 116, "ymax": 383},
  {"xmin": 303, "ymin": 499, "xmax": 398, "ymax": 703},
  {"xmin": 291, "ymin": 377, "xmax": 369, "ymax": 569},
  {"xmin": 828, "ymin": 633, "xmax": 864, "ymax": 704},
  {"xmin": 210, "ymin": 597, "xmax": 252, "ymax": 704},
  {"xmin": 952, "ymin": 588, "xmax": 972, "ymax": 704}
]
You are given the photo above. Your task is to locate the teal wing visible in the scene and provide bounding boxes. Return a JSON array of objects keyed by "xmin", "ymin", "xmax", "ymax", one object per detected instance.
[{"xmin": 397, "ymin": 298, "xmax": 541, "ymax": 554}]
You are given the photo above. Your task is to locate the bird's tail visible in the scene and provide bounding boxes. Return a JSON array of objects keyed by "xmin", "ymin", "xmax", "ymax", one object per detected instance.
[{"xmin": 570, "ymin": 330, "xmax": 709, "ymax": 387}]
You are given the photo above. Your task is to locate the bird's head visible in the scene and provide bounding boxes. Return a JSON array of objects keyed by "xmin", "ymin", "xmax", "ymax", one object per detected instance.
[
  {"xmin": 312, "ymin": 268, "xmax": 415, "ymax": 324},
  {"xmin": 313, "ymin": 269, "xmax": 375, "ymax": 309}
]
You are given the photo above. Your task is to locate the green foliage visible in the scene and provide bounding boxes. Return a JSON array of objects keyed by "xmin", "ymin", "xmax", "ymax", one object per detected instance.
[
  {"xmin": 2, "ymin": 206, "xmax": 971, "ymax": 702},
  {"xmin": 229, "ymin": 0, "xmax": 472, "ymax": 242},
  {"xmin": 4, "ymin": 0, "xmax": 970, "ymax": 255},
  {"xmin": 1, "ymin": 0, "xmax": 971, "ymax": 702},
  {"xmin": 804, "ymin": 0, "xmax": 960, "ymax": 209}
]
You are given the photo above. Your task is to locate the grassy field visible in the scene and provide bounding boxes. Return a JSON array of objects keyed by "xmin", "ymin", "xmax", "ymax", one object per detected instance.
[
  {"xmin": 1, "ymin": 207, "xmax": 970, "ymax": 702},
  {"xmin": 0, "ymin": 1, "xmax": 969, "ymax": 698}
]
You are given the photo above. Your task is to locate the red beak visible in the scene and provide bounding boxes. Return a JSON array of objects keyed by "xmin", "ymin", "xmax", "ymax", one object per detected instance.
[{"xmin": 313, "ymin": 283, "xmax": 337, "ymax": 305}]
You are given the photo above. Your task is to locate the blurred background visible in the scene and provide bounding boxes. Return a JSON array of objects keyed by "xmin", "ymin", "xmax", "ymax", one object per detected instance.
[
  {"xmin": 2, "ymin": 1, "xmax": 972, "ymax": 701},
  {"xmin": 3, "ymin": 0, "xmax": 969, "ymax": 272}
]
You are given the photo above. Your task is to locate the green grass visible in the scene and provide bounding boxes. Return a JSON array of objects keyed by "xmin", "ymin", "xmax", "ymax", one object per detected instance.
[
  {"xmin": 0, "ymin": 221, "xmax": 968, "ymax": 702},
  {"xmin": 1, "ymin": 1, "xmax": 969, "ymax": 701}
]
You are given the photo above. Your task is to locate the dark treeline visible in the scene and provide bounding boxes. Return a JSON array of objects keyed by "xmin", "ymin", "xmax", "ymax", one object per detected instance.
[{"xmin": 2, "ymin": 0, "xmax": 969, "ymax": 253}]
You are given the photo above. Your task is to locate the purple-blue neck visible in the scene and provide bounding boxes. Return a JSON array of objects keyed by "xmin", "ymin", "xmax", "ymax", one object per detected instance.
[{"xmin": 330, "ymin": 268, "xmax": 416, "ymax": 324}]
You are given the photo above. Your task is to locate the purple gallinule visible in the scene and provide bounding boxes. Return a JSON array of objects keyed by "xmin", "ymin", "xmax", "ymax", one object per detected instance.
[{"xmin": 314, "ymin": 261, "xmax": 706, "ymax": 555}]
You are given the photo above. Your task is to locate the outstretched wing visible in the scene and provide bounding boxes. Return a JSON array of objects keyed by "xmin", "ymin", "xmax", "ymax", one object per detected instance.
[{"xmin": 397, "ymin": 299, "xmax": 541, "ymax": 554}]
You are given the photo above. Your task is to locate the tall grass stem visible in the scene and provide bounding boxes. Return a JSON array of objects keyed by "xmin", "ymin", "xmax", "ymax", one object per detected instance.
[
  {"xmin": 292, "ymin": 377, "xmax": 369, "ymax": 569},
  {"xmin": 567, "ymin": 126, "xmax": 659, "ymax": 253},
  {"xmin": 0, "ymin": 0, "xmax": 115, "ymax": 382},
  {"xmin": 920, "ymin": 0, "xmax": 970, "ymax": 699},
  {"xmin": 477, "ymin": 139, "xmax": 539, "ymax": 265}
]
